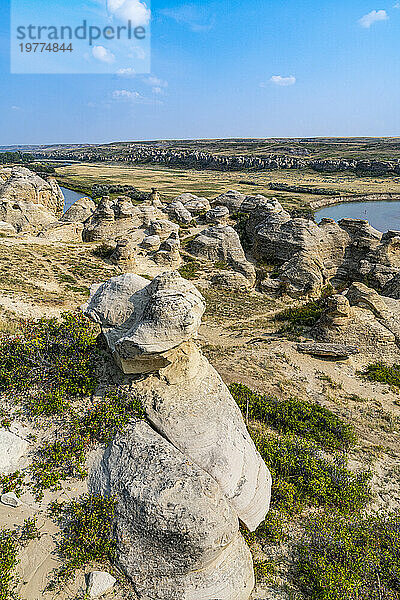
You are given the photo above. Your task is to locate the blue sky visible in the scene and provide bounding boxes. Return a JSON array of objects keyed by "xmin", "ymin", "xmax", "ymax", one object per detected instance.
[{"xmin": 0, "ymin": 0, "xmax": 400, "ymax": 144}]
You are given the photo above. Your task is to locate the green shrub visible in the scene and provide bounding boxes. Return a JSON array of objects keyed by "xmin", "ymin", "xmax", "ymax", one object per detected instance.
[
  {"xmin": 75, "ymin": 391, "xmax": 144, "ymax": 445},
  {"xmin": 0, "ymin": 529, "xmax": 19, "ymax": 600},
  {"xmin": 297, "ymin": 512, "xmax": 400, "ymax": 600},
  {"xmin": 178, "ymin": 259, "xmax": 201, "ymax": 280},
  {"xmin": 275, "ymin": 286, "xmax": 334, "ymax": 329},
  {"xmin": 363, "ymin": 362, "xmax": 400, "ymax": 388},
  {"xmin": 0, "ymin": 313, "xmax": 99, "ymax": 416},
  {"xmin": 20, "ymin": 517, "xmax": 40, "ymax": 543},
  {"xmin": 252, "ymin": 431, "xmax": 372, "ymax": 515},
  {"xmin": 49, "ymin": 494, "xmax": 117, "ymax": 581},
  {"xmin": 30, "ymin": 391, "xmax": 144, "ymax": 499},
  {"xmin": 0, "ymin": 472, "xmax": 25, "ymax": 497},
  {"xmin": 229, "ymin": 383, "xmax": 356, "ymax": 451},
  {"xmin": 30, "ymin": 435, "xmax": 88, "ymax": 499}
]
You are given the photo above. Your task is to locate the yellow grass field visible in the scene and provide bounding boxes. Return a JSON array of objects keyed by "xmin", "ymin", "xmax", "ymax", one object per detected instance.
[{"xmin": 55, "ymin": 162, "xmax": 400, "ymax": 210}]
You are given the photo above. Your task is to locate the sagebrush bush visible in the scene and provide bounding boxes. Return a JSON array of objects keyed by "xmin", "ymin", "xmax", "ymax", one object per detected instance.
[
  {"xmin": 297, "ymin": 512, "xmax": 400, "ymax": 600},
  {"xmin": 0, "ymin": 312, "xmax": 99, "ymax": 416},
  {"xmin": 49, "ymin": 494, "xmax": 117, "ymax": 580},
  {"xmin": 0, "ymin": 529, "xmax": 19, "ymax": 600},
  {"xmin": 363, "ymin": 362, "xmax": 400, "ymax": 388},
  {"xmin": 252, "ymin": 430, "xmax": 372, "ymax": 514},
  {"xmin": 230, "ymin": 383, "xmax": 356, "ymax": 451}
]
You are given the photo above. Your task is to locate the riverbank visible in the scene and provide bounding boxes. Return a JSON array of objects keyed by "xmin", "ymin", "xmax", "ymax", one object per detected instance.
[{"xmin": 310, "ymin": 192, "xmax": 400, "ymax": 210}]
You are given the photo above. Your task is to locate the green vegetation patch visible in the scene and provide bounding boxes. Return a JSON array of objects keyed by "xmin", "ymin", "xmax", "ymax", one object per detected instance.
[
  {"xmin": 0, "ymin": 529, "xmax": 20, "ymax": 600},
  {"xmin": 230, "ymin": 383, "xmax": 356, "ymax": 451},
  {"xmin": 178, "ymin": 259, "xmax": 202, "ymax": 280},
  {"xmin": 363, "ymin": 362, "xmax": 400, "ymax": 388},
  {"xmin": 297, "ymin": 512, "xmax": 400, "ymax": 600},
  {"xmin": 49, "ymin": 494, "xmax": 117, "ymax": 581},
  {"xmin": 253, "ymin": 431, "xmax": 371, "ymax": 515},
  {"xmin": 275, "ymin": 286, "xmax": 334, "ymax": 331},
  {"xmin": 0, "ymin": 312, "xmax": 99, "ymax": 416},
  {"xmin": 30, "ymin": 391, "xmax": 144, "ymax": 500}
]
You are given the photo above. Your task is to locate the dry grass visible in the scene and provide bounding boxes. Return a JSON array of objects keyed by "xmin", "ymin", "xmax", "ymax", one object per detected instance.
[{"xmin": 55, "ymin": 163, "xmax": 400, "ymax": 211}]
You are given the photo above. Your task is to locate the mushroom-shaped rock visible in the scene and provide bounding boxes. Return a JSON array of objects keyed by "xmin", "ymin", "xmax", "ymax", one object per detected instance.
[
  {"xmin": 89, "ymin": 419, "xmax": 255, "ymax": 600},
  {"xmin": 83, "ymin": 272, "xmax": 205, "ymax": 374},
  {"xmin": 83, "ymin": 272, "xmax": 271, "ymax": 531}
]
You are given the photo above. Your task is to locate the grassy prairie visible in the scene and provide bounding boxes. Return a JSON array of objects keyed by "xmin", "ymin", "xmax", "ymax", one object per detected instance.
[{"xmin": 56, "ymin": 162, "xmax": 400, "ymax": 211}]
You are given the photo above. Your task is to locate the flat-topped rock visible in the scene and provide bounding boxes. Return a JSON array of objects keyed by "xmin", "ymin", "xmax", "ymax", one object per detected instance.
[{"xmin": 297, "ymin": 342, "xmax": 360, "ymax": 358}]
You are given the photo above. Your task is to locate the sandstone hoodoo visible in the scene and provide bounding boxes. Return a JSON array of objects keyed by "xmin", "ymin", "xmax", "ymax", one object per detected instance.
[
  {"xmin": 0, "ymin": 166, "xmax": 64, "ymax": 233},
  {"xmin": 84, "ymin": 271, "xmax": 272, "ymax": 600},
  {"xmin": 243, "ymin": 197, "xmax": 400, "ymax": 298}
]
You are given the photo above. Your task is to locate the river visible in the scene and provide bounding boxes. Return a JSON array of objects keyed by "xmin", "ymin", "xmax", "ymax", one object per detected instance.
[
  {"xmin": 60, "ymin": 186, "xmax": 90, "ymax": 212},
  {"xmin": 315, "ymin": 200, "xmax": 400, "ymax": 233}
]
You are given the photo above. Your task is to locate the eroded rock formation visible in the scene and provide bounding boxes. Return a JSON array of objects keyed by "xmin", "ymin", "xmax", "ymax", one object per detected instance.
[
  {"xmin": 0, "ymin": 166, "xmax": 63, "ymax": 232},
  {"xmin": 84, "ymin": 271, "xmax": 271, "ymax": 600}
]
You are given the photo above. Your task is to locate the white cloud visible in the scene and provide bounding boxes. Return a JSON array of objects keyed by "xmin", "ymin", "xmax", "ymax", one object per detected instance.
[
  {"xmin": 117, "ymin": 67, "xmax": 136, "ymax": 76},
  {"xmin": 107, "ymin": 0, "xmax": 150, "ymax": 26},
  {"xmin": 394, "ymin": 2, "xmax": 400, "ymax": 8},
  {"xmin": 112, "ymin": 89, "xmax": 142, "ymax": 101},
  {"xmin": 11, "ymin": 105, "xmax": 21, "ymax": 111},
  {"xmin": 92, "ymin": 45, "xmax": 115, "ymax": 63},
  {"xmin": 268, "ymin": 75, "xmax": 296, "ymax": 87},
  {"xmin": 160, "ymin": 5, "xmax": 215, "ymax": 32},
  {"xmin": 142, "ymin": 75, "xmax": 168, "ymax": 94},
  {"xmin": 359, "ymin": 9, "xmax": 388, "ymax": 28}
]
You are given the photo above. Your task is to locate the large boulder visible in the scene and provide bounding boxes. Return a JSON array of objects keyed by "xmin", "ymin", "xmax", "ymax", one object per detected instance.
[
  {"xmin": 212, "ymin": 190, "xmax": 247, "ymax": 213},
  {"xmin": 83, "ymin": 272, "xmax": 205, "ymax": 374},
  {"xmin": 0, "ymin": 199, "xmax": 57, "ymax": 233},
  {"xmin": 188, "ymin": 225, "xmax": 256, "ymax": 283},
  {"xmin": 90, "ymin": 419, "xmax": 254, "ymax": 600},
  {"xmin": 0, "ymin": 166, "xmax": 63, "ymax": 216},
  {"xmin": 61, "ymin": 196, "xmax": 96, "ymax": 223}
]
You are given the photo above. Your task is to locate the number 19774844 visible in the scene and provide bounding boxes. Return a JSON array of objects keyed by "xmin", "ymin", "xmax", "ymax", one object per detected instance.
[{"xmin": 19, "ymin": 43, "xmax": 73, "ymax": 52}]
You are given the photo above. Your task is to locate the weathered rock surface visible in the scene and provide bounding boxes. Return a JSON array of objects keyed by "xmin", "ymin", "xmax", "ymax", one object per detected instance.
[
  {"xmin": 61, "ymin": 196, "xmax": 96, "ymax": 223},
  {"xmin": 135, "ymin": 344, "xmax": 272, "ymax": 531},
  {"xmin": 188, "ymin": 225, "xmax": 256, "ymax": 283},
  {"xmin": 83, "ymin": 272, "xmax": 205, "ymax": 374},
  {"xmin": 297, "ymin": 342, "xmax": 359, "ymax": 359},
  {"xmin": 165, "ymin": 200, "xmax": 192, "ymax": 224},
  {"xmin": 242, "ymin": 198, "xmax": 400, "ymax": 298},
  {"xmin": 0, "ymin": 427, "xmax": 29, "ymax": 474},
  {"xmin": 85, "ymin": 271, "xmax": 272, "ymax": 599},
  {"xmin": 0, "ymin": 166, "xmax": 63, "ymax": 216},
  {"xmin": 206, "ymin": 205, "xmax": 230, "ymax": 224},
  {"xmin": 87, "ymin": 571, "xmax": 116, "ymax": 599},
  {"xmin": 0, "ymin": 221, "xmax": 16, "ymax": 235},
  {"xmin": 90, "ymin": 419, "xmax": 254, "ymax": 600},
  {"xmin": 212, "ymin": 190, "xmax": 247, "ymax": 213},
  {"xmin": 82, "ymin": 196, "xmax": 165, "ymax": 244},
  {"xmin": 1, "ymin": 492, "xmax": 22, "ymax": 508},
  {"xmin": 37, "ymin": 221, "xmax": 84, "ymax": 242},
  {"xmin": 0, "ymin": 199, "xmax": 57, "ymax": 234}
]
